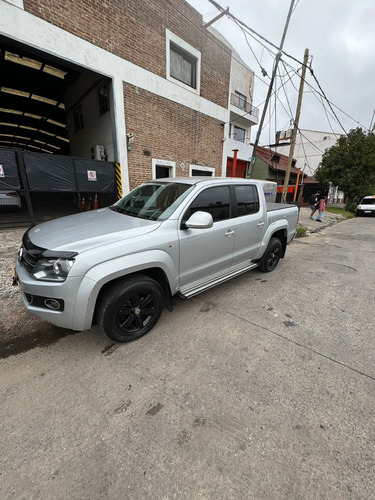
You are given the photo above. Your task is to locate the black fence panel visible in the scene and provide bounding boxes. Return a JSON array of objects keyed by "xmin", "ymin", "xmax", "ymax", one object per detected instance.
[
  {"xmin": 0, "ymin": 150, "xmax": 20, "ymax": 190},
  {"xmin": 74, "ymin": 158, "xmax": 115, "ymax": 192},
  {"xmin": 24, "ymin": 152, "xmax": 76, "ymax": 191},
  {"xmin": 0, "ymin": 150, "xmax": 117, "ymax": 228}
]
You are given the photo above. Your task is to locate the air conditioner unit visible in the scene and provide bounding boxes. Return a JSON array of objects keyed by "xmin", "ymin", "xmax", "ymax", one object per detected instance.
[{"xmin": 92, "ymin": 145, "xmax": 105, "ymax": 161}]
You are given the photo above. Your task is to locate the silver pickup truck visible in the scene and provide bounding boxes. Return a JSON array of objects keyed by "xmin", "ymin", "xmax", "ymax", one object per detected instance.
[{"xmin": 15, "ymin": 177, "xmax": 298, "ymax": 342}]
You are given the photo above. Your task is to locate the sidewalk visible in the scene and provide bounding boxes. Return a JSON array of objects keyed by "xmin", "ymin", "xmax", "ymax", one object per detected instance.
[{"xmin": 297, "ymin": 205, "xmax": 346, "ymax": 234}]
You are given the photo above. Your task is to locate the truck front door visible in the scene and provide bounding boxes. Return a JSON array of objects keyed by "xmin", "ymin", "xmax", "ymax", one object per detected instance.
[{"xmin": 178, "ymin": 185, "xmax": 235, "ymax": 286}]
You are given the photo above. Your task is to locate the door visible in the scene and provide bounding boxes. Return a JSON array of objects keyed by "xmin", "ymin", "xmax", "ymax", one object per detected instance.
[
  {"xmin": 179, "ymin": 185, "xmax": 235, "ymax": 286},
  {"xmin": 230, "ymin": 184, "xmax": 263, "ymax": 265}
]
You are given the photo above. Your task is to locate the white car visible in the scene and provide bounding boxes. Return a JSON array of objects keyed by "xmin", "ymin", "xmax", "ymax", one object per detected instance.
[
  {"xmin": 0, "ymin": 191, "xmax": 22, "ymax": 208},
  {"xmin": 356, "ymin": 195, "xmax": 375, "ymax": 217}
]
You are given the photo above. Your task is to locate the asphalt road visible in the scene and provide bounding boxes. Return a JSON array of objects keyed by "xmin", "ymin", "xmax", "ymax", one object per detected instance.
[{"xmin": 0, "ymin": 216, "xmax": 374, "ymax": 499}]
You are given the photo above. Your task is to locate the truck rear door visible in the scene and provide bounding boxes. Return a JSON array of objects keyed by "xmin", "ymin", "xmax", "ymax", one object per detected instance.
[{"xmin": 230, "ymin": 184, "xmax": 263, "ymax": 265}]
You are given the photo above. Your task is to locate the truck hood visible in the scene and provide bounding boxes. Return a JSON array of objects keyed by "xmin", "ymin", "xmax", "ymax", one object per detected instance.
[{"xmin": 27, "ymin": 208, "xmax": 161, "ymax": 253}]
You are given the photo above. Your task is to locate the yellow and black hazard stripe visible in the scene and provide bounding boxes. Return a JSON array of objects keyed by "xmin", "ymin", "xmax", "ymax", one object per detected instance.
[{"xmin": 115, "ymin": 163, "xmax": 123, "ymax": 199}]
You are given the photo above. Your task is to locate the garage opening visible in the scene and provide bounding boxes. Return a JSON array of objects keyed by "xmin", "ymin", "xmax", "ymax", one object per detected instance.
[{"xmin": 0, "ymin": 37, "xmax": 118, "ymax": 228}]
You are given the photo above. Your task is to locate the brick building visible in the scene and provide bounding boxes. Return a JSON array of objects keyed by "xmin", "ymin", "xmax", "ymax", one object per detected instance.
[{"xmin": 1, "ymin": 0, "xmax": 258, "ymax": 199}]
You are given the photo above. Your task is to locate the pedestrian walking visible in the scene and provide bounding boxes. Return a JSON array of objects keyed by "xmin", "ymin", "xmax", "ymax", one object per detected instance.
[
  {"xmin": 309, "ymin": 191, "xmax": 320, "ymax": 219},
  {"xmin": 316, "ymin": 196, "xmax": 327, "ymax": 222}
]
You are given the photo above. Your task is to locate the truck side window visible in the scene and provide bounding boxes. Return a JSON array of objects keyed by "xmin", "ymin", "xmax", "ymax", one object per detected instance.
[
  {"xmin": 186, "ymin": 186, "xmax": 230, "ymax": 222},
  {"xmin": 235, "ymin": 185, "xmax": 259, "ymax": 216}
]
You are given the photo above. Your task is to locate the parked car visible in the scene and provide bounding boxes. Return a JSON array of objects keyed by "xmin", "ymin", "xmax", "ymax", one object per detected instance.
[
  {"xmin": 14, "ymin": 177, "xmax": 298, "ymax": 343},
  {"xmin": 356, "ymin": 195, "xmax": 375, "ymax": 216},
  {"xmin": 0, "ymin": 190, "xmax": 21, "ymax": 208}
]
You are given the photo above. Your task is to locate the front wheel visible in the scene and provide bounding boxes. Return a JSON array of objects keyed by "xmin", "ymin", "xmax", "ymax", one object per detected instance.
[
  {"xmin": 259, "ymin": 237, "xmax": 282, "ymax": 273},
  {"xmin": 97, "ymin": 275, "xmax": 165, "ymax": 343}
]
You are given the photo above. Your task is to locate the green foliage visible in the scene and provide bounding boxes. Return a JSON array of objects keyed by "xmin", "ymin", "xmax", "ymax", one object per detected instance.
[
  {"xmin": 315, "ymin": 128, "xmax": 375, "ymax": 201},
  {"xmin": 296, "ymin": 223, "xmax": 308, "ymax": 237},
  {"xmin": 325, "ymin": 206, "xmax": 355, "ymax": 218},
  {"xmin": 343, "ymin": 202, "xmax": 357, "ymax": 214}
]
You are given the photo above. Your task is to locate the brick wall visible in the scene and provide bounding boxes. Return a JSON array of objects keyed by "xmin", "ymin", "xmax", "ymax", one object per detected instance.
[
  {"xmin": 124, "ymin": 84, "xmax": 223, "ymax": 190},
  {"xmin": 24, "ymin": 0, "xmax": 231, "ymax": 107}
]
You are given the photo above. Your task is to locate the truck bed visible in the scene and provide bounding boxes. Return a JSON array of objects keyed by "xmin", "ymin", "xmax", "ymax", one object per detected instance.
[{"xmin": 266, "ymin": 201, "xmax": 297, "ymax": 212}]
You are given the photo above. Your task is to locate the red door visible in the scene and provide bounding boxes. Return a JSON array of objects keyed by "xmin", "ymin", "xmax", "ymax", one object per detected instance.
[{"xmin": 227, "ymin": 158, "xmax": 247, "ymax": 178}]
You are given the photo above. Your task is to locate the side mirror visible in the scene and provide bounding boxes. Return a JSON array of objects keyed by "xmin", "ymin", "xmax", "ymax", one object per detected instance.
[{"xmin": 185, "ymin": 211, "xmax": 213, "ymax": 229}]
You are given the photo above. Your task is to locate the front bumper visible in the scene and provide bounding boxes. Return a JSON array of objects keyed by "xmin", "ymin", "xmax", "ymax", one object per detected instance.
[
  {"xmin": 357, "ymin": 209, "xmax": 375, "ymax": 216},
  {"xmin": 15, "ymin": 259, "xmax": 96, "ymax": 331}
]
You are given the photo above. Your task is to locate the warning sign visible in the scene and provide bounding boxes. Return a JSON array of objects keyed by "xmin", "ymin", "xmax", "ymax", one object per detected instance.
[
  {"xmin": 87, "ymin": 170, "xmax": 97, "ymax": 181},
  {"xmin": 0, "ymin": 165, "xmax": 4, "ymax": 177}
]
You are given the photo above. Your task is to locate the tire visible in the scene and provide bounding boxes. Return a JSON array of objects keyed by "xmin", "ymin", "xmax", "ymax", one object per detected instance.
[
  {"xmin": 97, "ymin": 275, "xmax": 164, "ymax": 343},
  {"xmin": 259, "ymin": 237, "xmax": 283, "ymax": 273}
]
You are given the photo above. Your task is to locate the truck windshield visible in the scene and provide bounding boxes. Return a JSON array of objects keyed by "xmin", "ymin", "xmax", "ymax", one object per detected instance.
[
  {"xmin": 361, "ymin": 198, "xmax": 375, "ymax": 205},
  {"xmin": 110, "ymin": 182, "xmax": 194, "ymax": 220}
]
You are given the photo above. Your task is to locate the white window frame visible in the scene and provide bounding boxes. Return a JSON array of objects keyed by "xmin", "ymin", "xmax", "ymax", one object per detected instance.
[
  {"xmin": 152, "ymin": 159, "xmax": 176, "ymax": 179},
  {"xmin": 189, "ymin": 165, "xmax": 215, "ymax": 176},
  {"xmin": 166, "ymin": 29, "xmax": 201, "ymax": 95}
]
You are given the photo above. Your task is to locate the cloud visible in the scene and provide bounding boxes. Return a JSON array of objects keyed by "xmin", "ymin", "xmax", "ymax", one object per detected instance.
[{"xmin": 187, "ymin": 0, "xmax": 375, "ymax": 135}]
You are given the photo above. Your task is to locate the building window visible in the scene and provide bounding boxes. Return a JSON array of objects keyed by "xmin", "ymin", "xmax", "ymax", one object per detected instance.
[
  {"xmin": 170, "ymin": 43, "xmax": 196, "ymax": 88},
  {"xmin": 73, "ymin": 104, "xmax": 84, "ymax": 132},
  {"xmin": 98, "ymin": 84, "xmax": 110, "ymax": 115},
  {"xmin": 232, "ymin": 125, "xmax": 245, "ymax": 143},
  {"xmin": 152, "ymin": 159, "xmax": 176, "ymax": 179},
  {"xmin": 166, "ymin": 29, "xmax": 201, "ymax": 94},
  {"xmin": 189, "ymin": 165, "xmax": 215, "ymax": 176}
]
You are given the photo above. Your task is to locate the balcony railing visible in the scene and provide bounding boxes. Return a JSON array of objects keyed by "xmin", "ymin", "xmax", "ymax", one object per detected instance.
[{"xmin": 231, "ymin": 93, "xmax": 259, "ymax": 118}]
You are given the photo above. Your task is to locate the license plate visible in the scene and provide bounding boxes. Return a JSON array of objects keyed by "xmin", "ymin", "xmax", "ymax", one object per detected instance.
[{"xmin": 364, "ymin": 211, "xmax": 372, "ymax": 213}]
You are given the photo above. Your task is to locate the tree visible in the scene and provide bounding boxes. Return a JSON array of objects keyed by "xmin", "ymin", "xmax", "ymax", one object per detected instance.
[{"xmin": 315, "ymin": 127, "xmax": 375, "ymax": 203}]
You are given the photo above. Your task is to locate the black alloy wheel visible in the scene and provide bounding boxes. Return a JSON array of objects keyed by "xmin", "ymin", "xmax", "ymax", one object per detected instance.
[
  {"xmin": 98, "ymin": 275, "xmax": 164, "ymax": 342},
  {"xmin": 259, "ymin": 237, "xmax": 282, "ymax": 272}
]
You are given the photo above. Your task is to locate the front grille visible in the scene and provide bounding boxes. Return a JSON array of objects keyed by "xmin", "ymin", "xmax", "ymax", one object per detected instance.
[
  {"xmin": 20, "ymin": 247, "xmax": 38, "ymax": 274},
  {"xmin": 19, "ymin": 231, "xmax": 46, "ymax": 276}
]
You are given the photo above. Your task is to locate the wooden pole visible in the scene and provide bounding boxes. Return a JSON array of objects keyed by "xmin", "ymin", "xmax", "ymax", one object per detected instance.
[{"xmin": 281, "ymin": 48, "xmax": 309, "ymax": 203}]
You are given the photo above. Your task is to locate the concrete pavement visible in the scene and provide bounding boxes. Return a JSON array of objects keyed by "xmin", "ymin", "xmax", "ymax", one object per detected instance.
[{"xmin": 0, "ymin": 215, "xmax": 374, "ymax": 499}]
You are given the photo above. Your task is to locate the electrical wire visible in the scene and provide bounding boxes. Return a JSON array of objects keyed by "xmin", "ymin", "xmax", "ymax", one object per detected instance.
[
  {"xmin": 205, "ymin": 0, "xmax": 369, "ymax": 134},
  {"xmin": 182, "ymin": 0, "xmax": 370, "ymax": 159}
]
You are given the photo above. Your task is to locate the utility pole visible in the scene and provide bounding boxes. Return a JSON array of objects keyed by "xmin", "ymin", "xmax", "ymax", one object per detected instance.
[
  {"xmin": 247, "ymin": 0, "xmax": 296, "ymax": 178},
  {"xmin": 281, "ymin": 48, "xmax": 309, "ymax": 203},
  {"xmin": 369, "ymin": 109, "xmax": 375, "ymax": 132}
]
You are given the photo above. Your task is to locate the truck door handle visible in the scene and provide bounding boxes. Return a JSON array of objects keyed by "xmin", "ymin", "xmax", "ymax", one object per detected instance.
[
  {"xmin": 257, "ymin": 221, "xmax": 265, "ymax": 227},
  {"xmin": 225, "ymin": 230, "xmax": 235, "ymax": 237}
]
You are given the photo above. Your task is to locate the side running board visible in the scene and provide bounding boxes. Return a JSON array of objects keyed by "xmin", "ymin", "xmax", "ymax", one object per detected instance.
[{"xmin": 178, "ymin": 262, "xmax": 258, "ymax": 299}]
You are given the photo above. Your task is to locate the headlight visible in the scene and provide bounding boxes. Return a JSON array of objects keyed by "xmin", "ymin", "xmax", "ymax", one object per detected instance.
[{"xmin": 32, "ymin": 258, "xmax": 75, "ymax": 282}]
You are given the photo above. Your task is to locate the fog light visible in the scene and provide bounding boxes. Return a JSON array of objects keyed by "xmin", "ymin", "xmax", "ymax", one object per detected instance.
[
  {"xmin": 25, "ymin": 293, "xmax": 33, "ymax": 304},
  {"xmin": 44, "ymin": 299, "xmax": 62, "ymax": 310}
]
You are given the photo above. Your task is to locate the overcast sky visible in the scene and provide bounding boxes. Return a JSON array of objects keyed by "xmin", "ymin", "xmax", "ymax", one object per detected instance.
[{"xmin": 186, "ymin": 0, "xmax": 375, "ymax": 145}]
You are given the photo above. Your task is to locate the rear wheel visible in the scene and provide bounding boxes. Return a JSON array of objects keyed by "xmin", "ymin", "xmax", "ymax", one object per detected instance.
[
  {"xmin": 97, "ymin": 275, "xmax": 164, "ymax": 343},
  {"xmin": 259, "ymin": 237, "xmax": 282, "ymax": 272}
]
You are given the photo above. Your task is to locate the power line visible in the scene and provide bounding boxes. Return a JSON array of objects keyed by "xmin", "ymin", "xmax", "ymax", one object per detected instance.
[{"xmin": 205, "ymin": 0, "xmax": 369, "ymax": 135}]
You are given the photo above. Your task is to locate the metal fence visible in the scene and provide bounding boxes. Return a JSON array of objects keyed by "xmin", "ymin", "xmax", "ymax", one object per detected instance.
[{"xmin": 0, "ymin": 149, "xmax": 117, "ymax": 228}]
